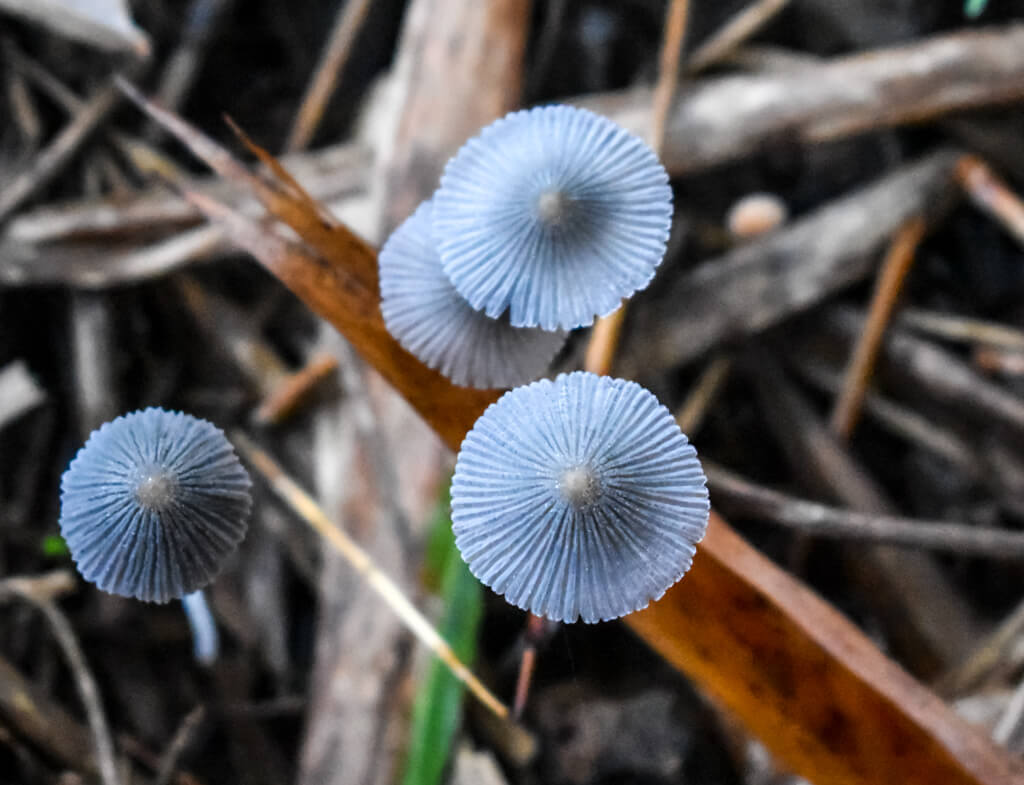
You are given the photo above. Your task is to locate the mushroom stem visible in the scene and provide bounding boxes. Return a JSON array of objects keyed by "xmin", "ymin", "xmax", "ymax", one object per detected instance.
[{"xmin": 182, "ymin": 590, "xmax": 219, "ymax": 666}]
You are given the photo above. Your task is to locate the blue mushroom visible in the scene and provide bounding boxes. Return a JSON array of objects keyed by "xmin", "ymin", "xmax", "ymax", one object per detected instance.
[
  {"xmin": 380, "ymin": 199, "xmax": 566, "ymax": 389},
  {"xmin": 433, "ymin": 105, "xmax": 673, "ymax": 331},
  {"xmin": 60, "ymin": 408, "xmax": 251, "ymax": 603},
  {"xmin": 450, "ymin": 371, "xmax": 709, "ymax": 623}
]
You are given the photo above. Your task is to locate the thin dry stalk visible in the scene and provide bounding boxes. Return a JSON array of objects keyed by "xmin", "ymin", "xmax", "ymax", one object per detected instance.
[
  {"xmin": 686, "ymin": 0, "xmax": 790, "ymax": 74},
  {"xmin": 286, "ymin": 0, "xmax": 373, "ymax": 152},
  {"xmin": 675, "ymin": 354, "xmax": 732, "ymax": 435},
  {"xmin": 584, "ymin": 0, "xmax": 688, "ymax": 377},
  {"xmin": 940, "ymin": 600, "xmax": 1024, "ymax": 698},
  {"xmin": 231, "ymin": 431, "xmax": 508, "ymax": 719},
  {"xmin": 0, "ymin": 81, "xmax": 122, "ymax": 222},
  {"xmin": 975, "ymin": 347, "xmax": 1024, "ymax": 376},
  {"xmin": 707, "ymin": 463, "xmax": 1024, "ymax": 559},
  {"xmin": 0, "ymin": 574, "xmax": 120, "ymax": 785},
  {"xmin": 956, "ymin": 154, "xmax": 1024, "ymax": 249},
  {"xmin": 830, "ymin": 216, "xmax": 926, "ymax": 439},
  {"xmin": 254, "ymin": 352, "xmax": 339, "ymax": 425},
  {"xmin": 899, "ymin": 308, "xmax": 1024, "ymax": 351},
  {"xmin": 149, "ymin": 0, "xmax": 233, "ymax": 122},
  {"xmin": 153, "ymin": 706, "xmax": 206, "ymax": 785}
]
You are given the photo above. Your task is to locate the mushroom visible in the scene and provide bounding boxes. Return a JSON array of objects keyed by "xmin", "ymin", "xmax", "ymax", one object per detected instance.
[
  {"xmin": 450, "ymin": 371, "xmax": 709, "ymax": 623},
  {"xmin": 59, "ymin": 408, "xmax": 252, "ymax": 603},
  {"xmin": 432, "ymin": 105, "xmax": 673, "ymax": 331},
  {"xmin": 379, "ymin": 199, "xmax": 566, "ymax": 389}
]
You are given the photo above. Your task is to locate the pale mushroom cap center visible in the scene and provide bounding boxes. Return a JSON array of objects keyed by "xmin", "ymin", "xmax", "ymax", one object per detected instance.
[
  {"xmin": 134, "ymin": 469, "xmax": 178, "ymax": 512},
  {"xmin": 558, "ymin": 464, "xmax": 602, "ymax": 507},
  {"xmin": 536, "ymin": 188, "xmax": 574, "ymax": 227}
]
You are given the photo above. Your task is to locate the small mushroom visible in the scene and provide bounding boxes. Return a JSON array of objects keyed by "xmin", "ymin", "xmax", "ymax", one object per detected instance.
[
  {"xmin": 379, "ymin": 199, "xmax": 566, "ymax": 389},
  {"xmin": 451, "ymin": 371, "xmax": 709, "ymax": 623},
  {"xmin": 432, "ymin": 105, "xmax": 673, "ymax": 331},
  {"xmin": 59, "ymin": 408, "xmax": 252, "ymax": 603},
  {"xmin": 725, "ymin": 192, "xmax": 788, "ymax": 239}
]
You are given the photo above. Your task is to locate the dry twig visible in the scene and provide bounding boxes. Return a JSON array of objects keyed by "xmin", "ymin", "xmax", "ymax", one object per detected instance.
[
  {"xmin": 0, "ymin": 573, "xmax": 120, "ymax": 785},
  {"xmin": 707, "ymin": 463, "xmax": 1024, "ymax": 559},
  {"xmin": 830, "ymin": 216, "xmax": 926, "ymax": 439},
  {"xmin": 231, "ymin": 431, "xmax": 508, "ymax": 720},
  {"xmin": 754, "ymin": 361, "xmax": 979, "ymax": 673},
  {"xmin": 582, "ymin": 25, "xmax": 1024, "ymax": 176},
  {"xmin": 0, "ymin": 80, "xmax": 123, "ymax": 223},
  {"xmin": 956, "ymin": 154, "xmax": 1024, "ymax": 249},
  {"xmin": 685, "ymin": 0, "xmax": 790, "ymax": 74},
  {"xmin": 286, "ymin": 0, "xmax": 373, "ymax": 152},
  {"xmin": 584, "ymin": 0, "xmax": 689, "ymax": 377}
]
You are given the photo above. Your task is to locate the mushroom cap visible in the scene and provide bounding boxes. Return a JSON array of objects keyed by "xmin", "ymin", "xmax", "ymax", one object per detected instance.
[
  {"xmin": 380, "ymin": 199, "xmax": 566, "ymax": 389},
  {"xmin": 451, "ymin": 371, "xmax": 709, "ymax": 623},
  {"xmin": 59, "ymin": 408, "xmax": 252, "ymax": 603},
  {"xmin": 433, "ymin": 105, "xmax": 673, "ymax": 331}
]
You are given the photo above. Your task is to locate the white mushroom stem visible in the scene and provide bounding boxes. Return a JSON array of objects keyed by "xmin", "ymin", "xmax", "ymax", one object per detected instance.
[{"xmin": 182, "ymin": 590, "xmax": 219, "ymax": 666}]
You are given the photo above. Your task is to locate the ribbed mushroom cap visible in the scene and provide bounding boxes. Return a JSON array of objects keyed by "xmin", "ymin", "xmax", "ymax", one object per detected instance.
[
  {"xmin": 59, "ymin": 408, "xmax": 252, "ymax": 603},
  {"xmin": 380, "ymin": 199, "xmax": 566, "ymax": 388},
  {"xmin": 451, "ymin": 371, "xmax": 709, "ymax": 623},
  {"xmin": 433, "ymin": 105, "xmax": 673, "ymax": 331}
]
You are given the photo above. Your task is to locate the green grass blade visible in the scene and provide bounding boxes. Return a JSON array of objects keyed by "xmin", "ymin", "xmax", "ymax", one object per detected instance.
[{"xmin": 401, "ymin": 498, "xmax": 484, "ymax": 785}]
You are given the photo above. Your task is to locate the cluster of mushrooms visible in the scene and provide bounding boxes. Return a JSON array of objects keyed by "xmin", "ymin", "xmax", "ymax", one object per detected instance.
[
  {"xmin": 380, "ymin": 105, "xmax": 710, "ymax": 623},
  {"xmin": 57, "ymin": 105, "xmax": 710, "ymax": 627}
]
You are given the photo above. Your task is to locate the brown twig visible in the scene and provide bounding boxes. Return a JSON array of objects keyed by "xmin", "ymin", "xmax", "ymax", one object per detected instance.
[
  {"xmin": 231, "ymin": 431, "xmax": 508, "ymax": 719},
  {"xmin": 511, "ymin": 614, "xmax": 554, "ymax": 720},
  {"xmin": 583, "ymin": 0, "xmax": 688, "ymax": 377},
  {"xmin": 829, "ymin": 307, "xmax": 1024, "ymax": 441},
  {"xmin": 675, "ymin": 354, "xmax": 732, "ymax": 435},
  {"xmin": 795, "ymin": 358, "xmax": 980, "ymax": 481},
  {"xmin": 685, "ymin": 0, "xmax": 791, "ymax": 74},
  {"xmin": 254, "ymin": 352, "xmax": 339, "ymax": 425},
  {"xmin": 0, "ymin": 574, "xmax": 120, "ymax": 785},
  {"xmin": 707, "ymin": 463, "xmax": 1024, "ymax": 559},
  {"xmin": 830, "ymin": 216, "xmax": 926, "ymax": 439},
  {"xmin": 285, "ymin": 0, "xmax": 373, "ymax": 152},
  {"xmin": 956, "ymin": 154, "xmax": 1024, "ymax": 249},
  {"xmin": 975, "ymin": 347, "xmax": 1024, "ymax": 377}
]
